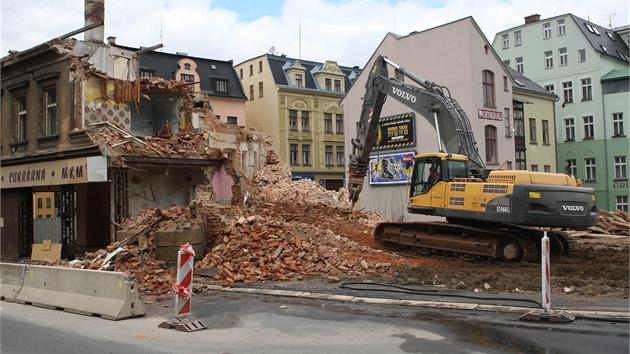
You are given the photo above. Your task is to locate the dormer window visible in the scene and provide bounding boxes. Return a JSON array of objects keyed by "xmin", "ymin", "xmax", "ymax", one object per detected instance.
[
  {"xmin": 606, "ymin": 32, "xmax": 615, "ymax": 41},
  {"xmin": 295, "ymin": 73, "xmax": 303, "ymax": 88},
  {"xmin": 184, "ymin": 63, "xmax": 191, "ymax": 70},
  {"xmin": 334, "ymin": 79, "xmax": 341, "ymax": 92}
]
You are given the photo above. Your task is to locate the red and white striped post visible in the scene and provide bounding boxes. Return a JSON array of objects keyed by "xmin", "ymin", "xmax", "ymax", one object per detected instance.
[
  {"xmin": 520, "ymin": 230, "xmax": 574, "ymax": 322},
  {"xmin": 541, "ymin": 231, "xmax": 551, "ymax": 313},
  {"xmin": 173, "ymin": 243, "xmax": 195, "ymax": 320}
]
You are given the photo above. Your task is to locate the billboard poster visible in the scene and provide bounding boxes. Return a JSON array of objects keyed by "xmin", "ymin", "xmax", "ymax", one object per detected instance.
[
  {"xmin": 374, "ymin": 112, "xmax": 416, "ymax": 150},
  {"xmin": 368, "ymin": 151, "xmax": 415, "ymax": 185}
]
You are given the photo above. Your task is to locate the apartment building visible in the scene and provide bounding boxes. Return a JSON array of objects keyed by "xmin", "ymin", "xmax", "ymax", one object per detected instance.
[
  {"xmin": 492, "ymin": 14, "xmax": 630, "ymax": 212},
  {"xmin": 236, "ymin": 54, "xmax": 361, "ymax": 190}
]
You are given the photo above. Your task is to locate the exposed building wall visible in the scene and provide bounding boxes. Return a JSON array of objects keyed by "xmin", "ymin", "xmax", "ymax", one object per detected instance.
[{"xmin": 518, "ymin": 91, "xmax": 558, "ymax": 172}]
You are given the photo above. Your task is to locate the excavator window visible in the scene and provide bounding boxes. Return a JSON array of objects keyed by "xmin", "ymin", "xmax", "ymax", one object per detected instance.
[{"xmin": 410, "ymin": 158, "xmax": 441, "ymax": 197}]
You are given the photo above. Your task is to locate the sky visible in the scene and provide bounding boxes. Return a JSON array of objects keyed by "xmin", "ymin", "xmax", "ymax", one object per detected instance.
[{"xmin": 1, "ymin": 0, "xmax": 627, "ymax": 68}]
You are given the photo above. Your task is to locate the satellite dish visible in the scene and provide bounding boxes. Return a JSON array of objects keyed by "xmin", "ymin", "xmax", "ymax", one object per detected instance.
[{"xmin": 269, "ymin": 46, "xmax": 276, "ymax": 55}]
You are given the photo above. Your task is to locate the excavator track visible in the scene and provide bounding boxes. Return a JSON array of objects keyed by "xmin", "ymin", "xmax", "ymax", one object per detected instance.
[{"xmin": 374, "ymin": 221, "xmax": 571, "ymax": 263}]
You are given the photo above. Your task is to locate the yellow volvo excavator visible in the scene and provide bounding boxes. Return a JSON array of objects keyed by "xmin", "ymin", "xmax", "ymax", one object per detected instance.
[{"xmin": 347, "ymin": 56, "xmax": 597, "ymax": 262}]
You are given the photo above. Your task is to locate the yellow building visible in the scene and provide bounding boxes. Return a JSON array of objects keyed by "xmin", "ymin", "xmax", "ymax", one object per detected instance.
[
  {"xmin": 236, "ymin": 54, "xmax": 361, "ymax": 190},
  {"xmin": 33, "ymin": 192, "xmax": 55, "ymax": 218}
]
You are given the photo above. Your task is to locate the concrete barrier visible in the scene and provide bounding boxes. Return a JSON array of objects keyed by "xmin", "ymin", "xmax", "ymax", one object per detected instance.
[{"xmin": 0, "ymin": 262, "xmax": 145, "ymax": 320}]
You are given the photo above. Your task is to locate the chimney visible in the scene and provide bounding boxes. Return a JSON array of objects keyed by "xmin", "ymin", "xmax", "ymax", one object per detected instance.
[
  {"xmin": 107, "ymin": 36, "xmax": 116, "ymax": 45},
  {"xmin": 84, "ymin": 0, "xmax": 105, "ymax": 43},
  {"xmin": 524, "ymin": 14, "xmax": 541, "ymax": 24}
]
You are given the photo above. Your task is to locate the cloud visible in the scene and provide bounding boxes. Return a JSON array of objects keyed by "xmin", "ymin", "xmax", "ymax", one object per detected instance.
[{"xmin": 1, "ymin": 0, "xmax": 626, "ymax": 66}]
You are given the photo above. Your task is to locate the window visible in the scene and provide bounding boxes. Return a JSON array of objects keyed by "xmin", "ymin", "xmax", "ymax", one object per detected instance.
[
  {"xmin": 504, "ymin": 108, "xmax": 511, "ymax": 137},
  {"xmin": 258, "ymin": 60, "xmax": 263, "ymax": 73},
  {"xmin": 139, "ymin": 69, "xmax": 154, "ymax": 78},
  {"xmin": 502, "ymin": 34, "xmax": 509, "ymax": 49},
  {"xmin": 529, "ymin": 118, "xmax": 537, "ymax": 143},
  {"xmin": 325, "ymin": 78, "xmax": 332, "ymax": 91},
  {"xmin": 325, "ymin": 146, "xmax": 333, "ymax": 166},
  {"xmin": 531, "ymin": 165, "xmax": 539, "ymax": 172},
  {"xmin": 249, "ymin": 85, "xmax": 254, "ymax": 100},
  {"xmin": 503, "ymin": 60, "xmax": 510, "ymax": 66},
  {"xmin": 542, "ymin": 120, "xmax": 549, "ymax": 144},
  {"xmin": 503, "ymin": 76, "xmax": 509, "ymax": 91},
  {"xmin": 249, "ymin": 64, "xmax": 253, "ymax": 76},
  {"xmin": 613, "ymin": 113, "xmax": 624, "ymax": 136},
  {"xmin": 180, "ymin": 74, "xmax": 194, "ymax": 82},
  {"xmin": 583, "ymin": 115, "xmax": 594, "ymax": 139},
  {"xmin": 295, "ymin": 74, "xmax": 303, "ymax": 88},
  {"xmin": 545, "ymin": 51, "xmax": 553, "ymax": 69},
  {"xmin": 301, "ymin": 111, "xmax": 310, "ymax": 131},
  {"xmin": 614, "ymin": 156, "xmax": 627, "ymax": 179},
  {"xmin": 485, "ymin": 125, "xmax": 497, "ymax": 163},
  {"xmin": 302, "ymin": 144, "xmax": 311, "ymax": 165},
  {"xmin": 558, "ymin": 19, "xmax": 566, "ymax": 35},
  {"xmin": 37, "ymin": 198, "xmax": 43, "ymax": 208},
  {"xmin": 46, "ymin": 198, "xmax": 51, "ymax": 208},
  {"xmin": 543, "ymin": 22, "xmax": 551, "ymax": 39},
  {"xmin": 516, "ymin": 57, "xmax": 523, "ymax": 74},
  {"xmin": 578, "ymin": 49, "xmax": 586, "ymax": 62},
  {"xmin": 43, "ymin": 86, "xmax": 57, "ymax": 136},
  {"xmin": 544, "ymin": 165, "xmax": 551, "ymax": 172},
  {"xmin": 581, "ymin": 78, "xmax": 592, "ymax": 101},
  {"xmin": 184, "ymin": 63, "xmax": 191, "ymax": 70},
  {"xmin": 227, "ymin": 116, "xmax": 237, "ymax": 125},
  {"xmin": 15, "ymin": 95, "xmax": 26, "ymax": 141},
  {"xmin": 336, "ymin": 146, "xmax": 344, "ymax": 166},
  {"xmin": 482, "ymin": 70, "xmax": 495, "ymax": 107},
  {"xmin": 258, "ymin": 82, "xmax": 263, "ymax": 97},
  {"xmin": 566, "ymin": 159, "xmax": 577, "ymax": 177},
  {"xmin": 585, "ymin": 158, "xmax": 596, "ymax": 180},
  {"xmin": 239, "ymin": 68, "xmax": 243, "ymax": 79},
  {"xmin": 335, "ymin": 114, "xmax": 344, "ymax": 133},
  {"xmin": 544, "ymin": 84, "xmax": 554, "ymax": 94},
  {"xmin": 216, "ymin": 79, "xmax": 228, "ymax": 93},
  {"xmin": 514, "ymin": 105, "xmax": 524, "ymax": 137},
  {"xmin": 324, "ymin": 113, "xmax": 333, "ymax": 133},
  {"xmin": 565, "ymin": 118, "xmax": 575, "ymax": 141},
  {"xmin": 559, "ymin": 48, "xmax": 568, "ymax": 66},
  {"xmin": 515, "ymin": 30, "xmax": 522, "ymax": 46},
  {"xmin": 515, "ymin": 151, "xmax": 526, "ymax": 170},
  {"xmin": 562, "ymin": 81, "xmax": 573, "ymax": 103},
  {"xmin": 617, "ymin": 196, "xmax": 629, "ymax": 213},
  {"xmin": 289, "ymin": 110, "xmax": 298, "ymax": 130},
  {"xmin": 290, "ymin": 144, "xmax": 299, "ymax": 165},
  {"xmin": 334, "ymin": 79, "xmax": 341, "ymax": 92}
]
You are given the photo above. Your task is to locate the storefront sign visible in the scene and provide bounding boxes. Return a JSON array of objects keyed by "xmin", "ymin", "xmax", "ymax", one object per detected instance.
[
  {"xmin": 374, "ymin": 112, "xmax": 416, "ymax": 150},
  {"xmin": 1, "ymin": 156, "xmax": 107, "ymax": 188},
  {"xmin": 478, "ymin": 109, "xmax": 503, "ymax": 121}
]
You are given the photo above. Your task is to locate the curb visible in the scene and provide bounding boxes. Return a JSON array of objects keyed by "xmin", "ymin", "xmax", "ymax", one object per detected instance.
[{"xmin": 201, "ymin": 285, "xmax": 630, "ymax": 321}]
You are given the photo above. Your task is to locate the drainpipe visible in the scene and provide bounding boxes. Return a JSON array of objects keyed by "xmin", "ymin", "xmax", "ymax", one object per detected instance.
[{"xmin": 600, "ymin": 79, "xmax": 610, "ymax": 209}]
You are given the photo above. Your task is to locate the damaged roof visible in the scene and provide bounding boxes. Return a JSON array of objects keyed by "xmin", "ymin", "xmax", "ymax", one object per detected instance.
[{"xmin": 116, "ymin": 45, "xmax": 247, "ymax": 100}]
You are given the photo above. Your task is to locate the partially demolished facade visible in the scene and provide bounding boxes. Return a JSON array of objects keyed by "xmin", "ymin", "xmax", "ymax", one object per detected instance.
[{"xmin": 0, "ymin": 1, "xmax": 272, "ymax": 260}]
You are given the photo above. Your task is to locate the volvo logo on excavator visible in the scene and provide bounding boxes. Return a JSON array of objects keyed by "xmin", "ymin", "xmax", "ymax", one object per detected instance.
[
  {"xmin": 392, "ymin": 87, "xmax": 417, "ymax": 103},
  {"xmin": 562, "ymin": 205, "xmax": 585, "ymax": 212}
]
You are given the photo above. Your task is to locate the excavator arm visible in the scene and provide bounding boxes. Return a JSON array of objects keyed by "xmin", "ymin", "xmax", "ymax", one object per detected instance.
[{"xmin": 348, "ymin": 55, "xmax": 486, "ymax": 207}]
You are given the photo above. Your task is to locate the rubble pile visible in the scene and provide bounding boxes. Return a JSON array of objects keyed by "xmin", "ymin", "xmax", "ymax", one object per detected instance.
[
  {"xmin": 86, "ymin": 125, "xmax": 225, "ymax": 163},
  {"xmin": 589, "ymin": 209, "xmax": 630, "ymax": 236}
]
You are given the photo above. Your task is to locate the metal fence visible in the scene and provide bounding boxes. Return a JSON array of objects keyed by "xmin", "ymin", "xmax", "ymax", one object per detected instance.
[{"xmin": 33, "ymin": 217, "xmax": 62, "ymax": 244}]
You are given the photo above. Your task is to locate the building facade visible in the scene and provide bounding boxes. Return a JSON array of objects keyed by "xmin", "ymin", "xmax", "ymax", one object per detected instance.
[
  {"xmin": 342, "ymin": 17, "xmax": 517, "ymax": 220},
  {"xmin": 506, "ymin": 66, "xmax": 558, "ymax": 172},
  {"xmin": 492, "ymin": 14, "xmax": 630, "ymax": 212},
  {"xmin": 236, "ymin": 54, "xmax": 361, "ymax": 190}
]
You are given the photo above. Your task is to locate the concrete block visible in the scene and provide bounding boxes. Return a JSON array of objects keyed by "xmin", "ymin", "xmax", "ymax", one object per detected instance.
[
  {"xmin": 0, "ymin": 262, "xmax": 145, "ymax": 320},
  {"xmin": 155, "ymin": 243, "xmax": 204, "ymax": 262},
  {"xmin": 153, "ymin": 225, "xmax": 206, "ymax": 247}
]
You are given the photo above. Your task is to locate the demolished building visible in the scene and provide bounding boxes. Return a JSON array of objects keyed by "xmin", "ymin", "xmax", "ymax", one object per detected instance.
[{"xmin": 0, "ymin": 0, "xmax": 272, "ymax": 260}]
